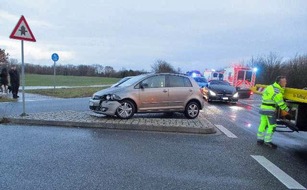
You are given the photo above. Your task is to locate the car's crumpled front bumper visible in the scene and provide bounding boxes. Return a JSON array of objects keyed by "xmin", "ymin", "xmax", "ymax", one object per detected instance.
[{"xmin": 89, "ymin": 99, "xmax": 121, "ymax": 116}]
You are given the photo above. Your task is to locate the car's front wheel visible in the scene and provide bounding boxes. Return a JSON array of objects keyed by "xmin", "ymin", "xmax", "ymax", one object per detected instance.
[
  {"xmin": 184, "ymin": 101, "xmax": 200, "ymax": 119},
  {"xmin": 116, "ymin": 100, "xmax": 135, "ymax": 119}
]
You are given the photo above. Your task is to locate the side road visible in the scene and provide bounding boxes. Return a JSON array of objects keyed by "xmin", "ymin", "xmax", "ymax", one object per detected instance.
[{"xmin": 3, "ymin": 110, "xmax": 217, "ymax": 134}]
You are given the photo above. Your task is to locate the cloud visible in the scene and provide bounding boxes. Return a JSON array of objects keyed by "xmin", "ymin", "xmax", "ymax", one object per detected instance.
[
  {"xmin": 1, "ymin": 37, "xmax": 75, "ymax": 64},
  {"xmin": 0, "ymin": 10, "xmax": 19, "ymax": 22},
  {"xmin": 1, "ymin": 0, "xmax": 307, "ymax": 72}
]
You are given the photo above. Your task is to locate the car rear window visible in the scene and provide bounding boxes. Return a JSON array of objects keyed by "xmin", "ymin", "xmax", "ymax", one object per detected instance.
[{"xmin": 168, "ymin": 75, "xmax": 192, "ymax": 87}]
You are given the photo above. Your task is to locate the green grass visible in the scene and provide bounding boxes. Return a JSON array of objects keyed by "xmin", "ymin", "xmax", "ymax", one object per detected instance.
[
  {"xmin": 0, "ymin": 96, "xmax": 17, "ymax": 102},
  {"xmin": 25, "ymin": 87, "xmax": 108, "ymax": 98},
  {"xmin": 25, "ymin": 74, "xmax": 119, "ymax": 86},
  {"xmin": 0, "ymin": 74, "xmax": 122, "ymax": 101}
]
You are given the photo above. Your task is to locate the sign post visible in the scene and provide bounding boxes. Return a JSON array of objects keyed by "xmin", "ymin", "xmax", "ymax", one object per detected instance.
[
  {"xmin": 9, "ymin": 15, "xmax": 36, "ymax": 116},
  {"xmin": 51, "ymin": 53, "xmax": 59, "ymax": 91}
]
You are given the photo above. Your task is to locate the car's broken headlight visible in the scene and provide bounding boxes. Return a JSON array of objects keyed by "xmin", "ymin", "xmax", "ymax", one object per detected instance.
[
  {"xmin": 92, "ymin": 94, "xmax": 121, "ymax": 101},
  {"xmin": 105, "ymin": 94, "xmax": 121, "ymax": 101}
]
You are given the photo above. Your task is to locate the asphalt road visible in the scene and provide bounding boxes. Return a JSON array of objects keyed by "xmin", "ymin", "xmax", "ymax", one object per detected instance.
[
  {"xmin": 1, "ymin": 94, "xmax": 307, "ymax": 189},
  {"xmin": 1, "ymin": 124, "xmax": 305, "ymax": 190},
  {"xmin": 0, "ymin": 94, "xmax": 88, "ymax": 117},
  {"xmin": 203, "ymin": 95, "xmax": 307, "ymax": 189}
]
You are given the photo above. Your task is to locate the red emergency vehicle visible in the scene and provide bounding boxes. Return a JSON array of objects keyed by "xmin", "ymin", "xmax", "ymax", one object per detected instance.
[{"xmin": 222, "ymin": 65, "xmax": 257, "ymax": 98}]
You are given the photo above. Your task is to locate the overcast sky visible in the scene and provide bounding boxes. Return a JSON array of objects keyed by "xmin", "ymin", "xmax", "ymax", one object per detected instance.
[{"xmin": 1, "ymin": 0, "xmax": 307, "ymax": 73}]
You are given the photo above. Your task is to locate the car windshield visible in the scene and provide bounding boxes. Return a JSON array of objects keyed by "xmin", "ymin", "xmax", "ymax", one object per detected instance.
[
  {"xmin": 117, "ymin": 77, "xmax": 131, "ymax": 84},
  {"xmin": 210, "ymin": 80, "xmax": 230, "ymax": 85},
  {"xmin": 117, "ymin": 74, "xmax": 147, "ymax": 87},
  {"xmin": 194, "ymin": 77, "xmax": 207, "ymax": 83},
  {"xmin": 111, "ymin": 77, "xmax": 132, "ymax": 87}
]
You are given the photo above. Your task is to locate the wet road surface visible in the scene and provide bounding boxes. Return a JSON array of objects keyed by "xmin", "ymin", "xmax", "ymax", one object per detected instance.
[{"xmin": 1, "ymin": 93, "xmax": 307, "ymax": 189}]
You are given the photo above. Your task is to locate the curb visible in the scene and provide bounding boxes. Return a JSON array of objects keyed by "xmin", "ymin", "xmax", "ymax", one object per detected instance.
[{"xmin": 3, "ymin": 110, "xmax": 217, "ymax": 134}]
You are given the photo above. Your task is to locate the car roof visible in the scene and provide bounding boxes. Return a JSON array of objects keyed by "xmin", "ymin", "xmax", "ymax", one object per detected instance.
[{"xmin": 143, "ymin": 72, "xmax": 189, "ymax": 77}]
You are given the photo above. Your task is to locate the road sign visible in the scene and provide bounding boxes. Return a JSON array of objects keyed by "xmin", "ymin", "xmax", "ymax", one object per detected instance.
[
  {"xmin": 9, "ymin": 15, "xmax": 36, "ymax": 116},
  {"xmin": 51, "ymin": 53, "xmax": 59, "ymax": 91},
  {"xmin": 10, "ymin": 15, "xmax": 36, "ymax": 42},
  {"xmin": 52, "ymin": 53, "xmax": 59, "ymax": 62}
]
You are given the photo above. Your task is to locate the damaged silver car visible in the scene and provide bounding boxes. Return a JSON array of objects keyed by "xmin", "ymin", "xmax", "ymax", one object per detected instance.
[{"xmin": 89, "ymin": 73, "xmax": 204, "ymax": 119}]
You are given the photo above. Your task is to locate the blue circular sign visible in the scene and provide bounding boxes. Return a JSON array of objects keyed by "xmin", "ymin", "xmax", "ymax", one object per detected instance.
[{"xmin": 51, "ymin": 53, "xmax": 59, "ymax": 62}]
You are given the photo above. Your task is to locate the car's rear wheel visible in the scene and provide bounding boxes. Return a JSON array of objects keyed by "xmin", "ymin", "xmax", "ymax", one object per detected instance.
[
  {"xmin": 184, "ymin": 101, "xmax": 200, "ymax": 119},
  {"xmin": 116, "ymin": 100, "xmax": 135, "ymax": 119}
]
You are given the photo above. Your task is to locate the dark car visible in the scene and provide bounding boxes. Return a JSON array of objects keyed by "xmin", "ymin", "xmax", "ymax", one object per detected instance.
[{"xmin": 203, "ymin": 80, "xmax": 238, "ymax": 103}]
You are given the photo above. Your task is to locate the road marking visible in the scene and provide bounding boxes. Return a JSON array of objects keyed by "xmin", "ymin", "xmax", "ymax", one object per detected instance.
[
  {"xmin": 251, "ymin": 155, "xmax": 306, "ymax": 190},
  {"xmin": 215, "ymin": 124, "xmax": 237, "ymax": 138}
]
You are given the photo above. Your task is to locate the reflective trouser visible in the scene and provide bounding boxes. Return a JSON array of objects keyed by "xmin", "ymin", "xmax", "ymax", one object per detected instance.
[{"xmin": 257, "ymin": 114, "xmax": 277, "ymax": 143}]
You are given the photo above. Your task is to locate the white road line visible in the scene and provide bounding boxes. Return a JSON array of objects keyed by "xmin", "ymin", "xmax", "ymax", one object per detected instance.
[
  {"xmin": 251, "ymin": 155, "xmax": 306, "ymax": 190},
  {"xmin": 215, "ymin": 124, "xmax": 238, "ymax": 138}
]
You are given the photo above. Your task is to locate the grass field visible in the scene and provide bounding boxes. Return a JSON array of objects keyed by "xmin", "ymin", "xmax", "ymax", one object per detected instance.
[
  {"xmin": 0, "ymin": 96, "xmax": 17, "ymax": 102},
  {"xmin": 0, "ymin": 74, "xmax": 122, "ymax": 101},
  {"xmin": 25, "ymin": 87, "xmax": 108, "ymax": 98},
  {"xmin": 25, "ymin": 74, "xmax": 119, "ymax": 86}
]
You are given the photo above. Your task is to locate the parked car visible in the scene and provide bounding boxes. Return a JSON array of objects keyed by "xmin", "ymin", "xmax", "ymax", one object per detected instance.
[
  {"xmin": 110, "ymin": 76, "xmax": 132, "ymax": 87},
  {"xmin": 192, "ymin": 76, "xmax": 208, "ymax": 88},
  {"xmin": 89, "ymin": 73, "xmax": 204, "ymax": 119},
  {"xmin": 203, "ymin": 80, "xmax": 238, "ymax": 103}
]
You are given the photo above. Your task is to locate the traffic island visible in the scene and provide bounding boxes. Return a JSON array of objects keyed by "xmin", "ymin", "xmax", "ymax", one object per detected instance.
[{"xmin": 4, "ymin": 110, "xmax": 217, "ymax": 134}]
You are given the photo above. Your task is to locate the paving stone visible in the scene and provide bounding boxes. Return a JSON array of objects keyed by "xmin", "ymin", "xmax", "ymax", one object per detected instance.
[{"xmin": 3, "ymin": 110, "xmax": 217, "ymax": 134}]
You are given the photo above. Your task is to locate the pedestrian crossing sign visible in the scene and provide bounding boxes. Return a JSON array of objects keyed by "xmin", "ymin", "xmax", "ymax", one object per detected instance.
[{"xmin": 10, "ymin": 15, "xmax": 36, "ymax": 42}]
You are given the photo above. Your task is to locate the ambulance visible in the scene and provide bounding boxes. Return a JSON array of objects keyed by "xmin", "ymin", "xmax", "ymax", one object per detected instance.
[{"xmin": 222, "ymin": 65, "xmax": 257, "ymax": 98}]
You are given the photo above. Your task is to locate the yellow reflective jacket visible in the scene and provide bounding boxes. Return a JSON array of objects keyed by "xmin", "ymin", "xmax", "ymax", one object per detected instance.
[{"xmin": 260, "ymin": 82, "xmax": 289, "ymax": 115}]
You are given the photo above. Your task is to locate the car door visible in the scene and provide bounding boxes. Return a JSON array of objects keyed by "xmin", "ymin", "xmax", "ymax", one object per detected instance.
[
  {"xmin": 167, "ymin": 75, "xmax": 193, "ymax": 109},
  {"xmin": 138, "ymin": 75, "xmax": 169, "ymax": 111}
]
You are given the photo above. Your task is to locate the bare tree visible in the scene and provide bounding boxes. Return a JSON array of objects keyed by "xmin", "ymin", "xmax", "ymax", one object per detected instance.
[
  {"xmin": 151, "ymin": 60, "xmax": 176, "ymax": 73},
  {"xmin": 92, "ymin": 64, "xmax": 104, "ymax": 75},
  {"xmin": 248, "ymin": 53, "xmax": 284, "ymax": 84},
  {"xmin": 104, "ymin": 66, "xmax": 115, "ymax": 77},
  {"xmin": 284, "ymin": 55, "xmax": 307, "ymax": 88},
  {"xmin": 0, "ymin": 49, "xmax": 9, "ymax": 66}
]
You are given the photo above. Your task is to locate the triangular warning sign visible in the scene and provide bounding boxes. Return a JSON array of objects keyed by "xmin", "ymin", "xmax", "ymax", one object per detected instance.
[{"xmin": 10, "ymin": 15, "xmax": 36, "ymax": 42}]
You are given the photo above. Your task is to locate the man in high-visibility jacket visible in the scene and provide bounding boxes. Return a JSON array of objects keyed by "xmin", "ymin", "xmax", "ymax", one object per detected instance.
[{"xmin": 257, "ymin": 76, "xmax": 291, "ymax": 149}]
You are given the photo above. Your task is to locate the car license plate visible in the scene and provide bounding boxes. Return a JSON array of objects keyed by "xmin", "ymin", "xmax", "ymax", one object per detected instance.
[{"xmin": 222, "ymin": 97, "xmax": 228, "ymax": 100}]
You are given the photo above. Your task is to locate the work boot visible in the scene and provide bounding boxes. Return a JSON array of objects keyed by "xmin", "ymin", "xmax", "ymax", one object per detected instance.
[
  {"xmin": 257, "ymin": 139, "xmax": 264, "ymax": 145},
  {"xmin": 264, "ymin": 142, "xmax": 277, "ymax": 149}
]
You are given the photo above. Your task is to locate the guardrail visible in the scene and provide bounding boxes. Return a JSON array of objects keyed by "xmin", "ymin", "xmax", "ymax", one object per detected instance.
[{"xmin": 251, "ymin": 84, "xmax": 307, "ymax": 103}]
